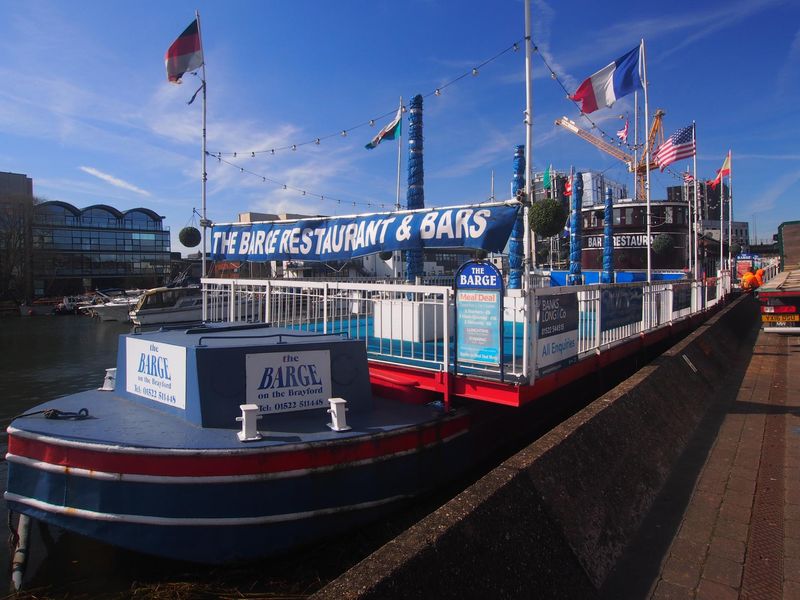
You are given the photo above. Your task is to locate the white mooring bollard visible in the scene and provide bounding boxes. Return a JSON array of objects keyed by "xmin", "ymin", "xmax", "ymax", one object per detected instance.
[
  {"xmin": 98, "ymin": 367, "xmax": 117, "ymax": 391},
  {"xmin": 327, "ymin": 397, "xmax": 351, "ymax": 432},
  {"xmin": 236, "ymin": 404, "xmax": 263, "ymax": 442}
]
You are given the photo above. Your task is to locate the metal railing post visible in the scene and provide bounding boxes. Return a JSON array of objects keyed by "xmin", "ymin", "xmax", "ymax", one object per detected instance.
[{"xmin": 323, "ymin": 283, "xmax": 329, "ymax": 334}]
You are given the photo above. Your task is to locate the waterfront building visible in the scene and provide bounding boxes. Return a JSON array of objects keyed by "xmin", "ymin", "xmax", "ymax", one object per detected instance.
[{"xmin": 30, "ymin": 201, "xmax": 171, "ymax": 296}]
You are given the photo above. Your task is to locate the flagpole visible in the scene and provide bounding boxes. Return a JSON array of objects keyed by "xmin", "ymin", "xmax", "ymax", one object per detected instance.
[
  {"xmin": 394, "ymin": 97, "xmax": 403, "ymax": 279},
  {"xmin": 522, "ymin": 0, "xmax": 534, "ymax": 381},
  {"xmin": 195, "ymin": 10, "xmax": 208, "ymax": 280},
  {"xmin": 641, "ymin": 39, "xmax": 652, "ymax": 284},
  {"xmin": 719, "ymin": 164, "xmax": 724, "ymax": 275},
  {"xmin": 633, "ymin": 91, "xmax": 638, "ymax": 201},
  {"xmin": 685, "ymin": 168, "xmax": 692, "ymax": 273},
  {"xmin": 692, "ymin": 122, "xmax": 699, "ymax": 281},
  {"xmin": 727, "ymin": 151, "xmax": 733, "ymax": 272},
  {"xmin": 524, "ymin": 0, "xmax": 534, "ymax": 273}
]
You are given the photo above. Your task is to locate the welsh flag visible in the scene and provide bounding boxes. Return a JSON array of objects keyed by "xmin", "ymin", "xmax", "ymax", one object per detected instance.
[{"xmin": 365, "ymin": 107, "xmax": 402, "ymax": 150}]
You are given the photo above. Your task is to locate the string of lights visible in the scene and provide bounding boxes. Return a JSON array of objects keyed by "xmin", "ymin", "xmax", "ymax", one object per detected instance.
[
  {"xmin": 209, "ymin": 152, "xmax": 392, "ymax": 211},
  {"xmin": 208, "ymin": 38, "xmax": 525, "ymax": 158}
]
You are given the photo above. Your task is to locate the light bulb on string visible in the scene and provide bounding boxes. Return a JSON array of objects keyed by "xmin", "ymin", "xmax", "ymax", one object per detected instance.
[
  {"xmin": 369, "ymin": 120, "xmax": 375, "ymax": 127},
  {"xmin": 292, "ymin": 144, "xmax": 297, "ymax": 151},
  {"xmin": 233, "ymin": 152, "xmax": 237, "ymax": 158},
  {"xmin": 471, "ymin": 68, "xmax": 478, "ymax": 76},
  {"xmin": 513, "ymin": 43, "xmax": 519, "ymax": 52},
  {"xmin": 434, "ymin": 89, "xmax": 441, "ymax": 96},
  {"xmin": 251, "ymin": 152, "xmax": 255, "ymax": 158},
  {"xmin": 341, "ymin": 130, "xmax": 347, "ymax": 137},
  {"xmin": 271, "ymin": 149, "xmax": 275, "ymax": 155},
  {"xmin": 315, "ymin": 139, "xmax": 320, "ymax": 145}
]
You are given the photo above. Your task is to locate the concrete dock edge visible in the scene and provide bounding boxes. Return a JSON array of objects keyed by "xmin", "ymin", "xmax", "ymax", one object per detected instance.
[{"xmin": 312, "ymin": 294, "xmax": 760, "ymax": 599}]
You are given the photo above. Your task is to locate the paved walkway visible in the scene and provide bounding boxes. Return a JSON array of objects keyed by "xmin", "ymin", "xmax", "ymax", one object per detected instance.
[
  {"xmin": 646, "ymin": 330, "xmax": 800, "ymax": 599},
  {"xmin": 601, "ymin": 328, "xmax": 799, "ymax": 599}
]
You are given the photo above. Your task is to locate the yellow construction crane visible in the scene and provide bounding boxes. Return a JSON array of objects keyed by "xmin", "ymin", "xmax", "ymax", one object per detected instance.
[{"xmin": 554, "ymin": 109, "xmax": 665, "ymax": 200}]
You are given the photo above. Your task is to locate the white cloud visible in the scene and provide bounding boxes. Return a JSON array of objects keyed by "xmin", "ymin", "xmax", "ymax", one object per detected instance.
[{"xmin": 79, "ymin": 167, "xmax": 151, "ymax": 197}]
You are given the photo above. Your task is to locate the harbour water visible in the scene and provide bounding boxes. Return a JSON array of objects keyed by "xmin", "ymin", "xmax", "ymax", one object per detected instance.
[{"xmin": 0, "ymin": 316, "xmax": 130, "ymax": 431}]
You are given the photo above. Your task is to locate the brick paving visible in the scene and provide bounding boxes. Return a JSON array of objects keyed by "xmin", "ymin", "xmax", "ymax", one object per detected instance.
[{"xmin": 645, "ymin": 331, "xmax": 800, "ymax": 599}]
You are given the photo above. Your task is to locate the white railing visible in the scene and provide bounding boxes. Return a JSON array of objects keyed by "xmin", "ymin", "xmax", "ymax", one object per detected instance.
[{"xmin": 203, "ymin": 273, "xmax": 731, "ymax": 389}]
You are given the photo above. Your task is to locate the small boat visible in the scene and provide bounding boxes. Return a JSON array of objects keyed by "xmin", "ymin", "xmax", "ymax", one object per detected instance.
[
  {"xmin": 55, "ymin": 295, "xmax": 94, "ymax": 315},
  {"xmin": 81, "ymin": 289, "xmax": 143, "ymax": 322},
  {"xmin": 5, "ymin": 324, "xmax": 473, "ymax": 564},
  {"xmin": 129, "ymin": 286, "xmax": 203, "ymax": 326},
  {"xmin": 19, "ymin": 298, "xmax": 60, "ymax": 316}
]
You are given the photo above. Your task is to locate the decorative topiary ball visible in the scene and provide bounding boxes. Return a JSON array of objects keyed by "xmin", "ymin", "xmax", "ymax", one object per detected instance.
[
  {"xmin": 179, "ymin": 226, "xmax": 202, "ymax": 248},
  {"xmin": 652, "ymin": 233, "xmax": 673, "ymax": 256}
]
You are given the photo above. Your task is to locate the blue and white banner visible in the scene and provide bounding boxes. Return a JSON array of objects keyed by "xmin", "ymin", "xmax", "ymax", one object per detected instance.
[{"xmin": 210, "ymin": 204, "xmax": 520, "ymax": 262}]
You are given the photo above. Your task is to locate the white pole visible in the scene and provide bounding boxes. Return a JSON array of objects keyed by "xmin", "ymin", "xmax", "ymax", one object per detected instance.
[
  {"xmin": 685, "ymin": 169, "xmax": 692, "ymax": 273},
  {"xmin": 524, "ymin": 0, "xmax": 534, "ymax": 272},
  {"xmin": 692, "ymin": 123, "xmax": 699, "ymax": 280},
  {"xmin": 523, "ymin": 0, "xmax": 534, "ymax": 379},
  {"xmin": 719, "ymin": 172, "xmax": 724, "ymax": 273},
  {"xmin": 641, "ymin": 39, "xmax": 652, "ymax": 283},
  {"xmin": 633, "ymin": 91, "xmax": 638, "ymax": 200},
  {"xmin": 196, "ymin": 11, "xmax": 207, "ymax": 279},
  {"xmin": 727, "ymin": 151, "xmax": 733, "ymax": 270},
  {"xmin": 394, "ymin": 96, "xmax": 403, "ymax": 279}
]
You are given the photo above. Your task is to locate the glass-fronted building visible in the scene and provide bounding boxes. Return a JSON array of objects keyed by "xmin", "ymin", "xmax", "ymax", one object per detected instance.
[{"xmin": 30, "ymin": 201, "xmax": 170, "ymax": 296}]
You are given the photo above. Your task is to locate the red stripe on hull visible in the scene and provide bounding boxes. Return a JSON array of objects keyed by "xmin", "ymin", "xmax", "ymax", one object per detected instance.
[{"xmin": 8, "ymin": 415, "xmax": 471, "ymax": 477}]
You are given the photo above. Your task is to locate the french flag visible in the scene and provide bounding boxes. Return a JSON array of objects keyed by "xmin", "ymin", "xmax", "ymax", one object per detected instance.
[{"xmin": 571, "ymin": 45, "xmax": 642, "ymax": 114}]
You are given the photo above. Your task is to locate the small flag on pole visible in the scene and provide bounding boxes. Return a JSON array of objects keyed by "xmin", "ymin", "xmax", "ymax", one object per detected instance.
[
  {"xmin": 571, "ymin": 45, "xmax": 643, "ymax": 114},
  {"xmin": 365, "ymin": 107, "xmax": 402, "ymax": 149},
  {"xmin": 682, "ymin": 172, "xmax": 694, "ymax": 183},
  {"xmin": 616, "ymin": 120, "xmax": 629, "ymax": 144},
  {"xmin": 654, "ymin": 124, "xmax": 696, "ymax": 171},
  {"xmin": 563, "ymin": 176, "xmax": 572, "ymax": 197},
  {"xmin": 707, "ymin": 152, "xmax": 731, "ymax": 189},
  {"xmin": 165, "ymin": 19, "xmax": 204, "ymax": 84}
]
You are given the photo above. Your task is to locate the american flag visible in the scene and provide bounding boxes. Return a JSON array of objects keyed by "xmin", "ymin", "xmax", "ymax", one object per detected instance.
[
  {"xmin": 654, "ymin": 124, "xmax": 696, "ymax": 171},
  {"xmin": 682, "ymin": 172, "xmax": 694, "ymax": 183}
]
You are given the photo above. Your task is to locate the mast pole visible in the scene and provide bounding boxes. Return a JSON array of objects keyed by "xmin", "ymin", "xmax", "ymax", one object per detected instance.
[
  {"xmin": 727, "ymin": 151, "xmax": 733, "ymax": 272},
  {"xmin": 642, "ymin": 39, "xmax": 652, "ymax": 283},
  {"xmin": 524, "ymin": 0, "xmax": 534, "ymax": 273},
  {"xmin": 720, "ymin": 167, "xmax": 725, "ymax": 275},
  {"xmin": 633, "ymin": 91, "xmax": 638, "ymax": 201},
  {"xmin": 394, "ymin": 96, "xmax": 403, "ymax": 278},
  {"xmin": 196, "ymin": 10, "xmax": 208, "ymax": 279},
  {"xmin": 693, "ymin": 123, "xmax": 699, "ymax": 280}
]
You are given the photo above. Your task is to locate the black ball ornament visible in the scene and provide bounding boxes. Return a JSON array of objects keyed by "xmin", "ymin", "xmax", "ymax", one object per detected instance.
[
  {"xmin": 378, "ymin": 251, "xmax": 393, "ymax": 261},
  {"xmin": 179, "ymin": 226, "xmax": 202, "ymax": 248}
]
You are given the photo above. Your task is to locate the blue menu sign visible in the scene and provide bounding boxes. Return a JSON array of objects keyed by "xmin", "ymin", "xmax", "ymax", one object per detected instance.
[{"xmin": 455, "ymin": 261, "xmax": 503, "ymax": 368}]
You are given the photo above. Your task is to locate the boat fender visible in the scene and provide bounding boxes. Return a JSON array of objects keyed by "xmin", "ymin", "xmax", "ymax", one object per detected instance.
[{"xmin": 327, "ymin": 397, "xmax": 351, "ymax": 432}]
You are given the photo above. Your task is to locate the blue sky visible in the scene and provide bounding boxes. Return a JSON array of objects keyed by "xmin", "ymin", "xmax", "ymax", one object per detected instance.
[{"xmin": 1, "ymin": 0, "xmax": 797, "ymax": 253}]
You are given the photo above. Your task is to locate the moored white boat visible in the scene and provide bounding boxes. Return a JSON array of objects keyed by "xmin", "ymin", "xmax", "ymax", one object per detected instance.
[{"xmin": 129, "ymin": 286, "xmax": 203, "ymax": 326}]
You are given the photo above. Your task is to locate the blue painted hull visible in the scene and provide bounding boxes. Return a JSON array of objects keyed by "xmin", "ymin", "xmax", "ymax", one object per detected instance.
[{"xmin": 6, "ymin": 392, "xmax": 474, "ymax": 563}]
